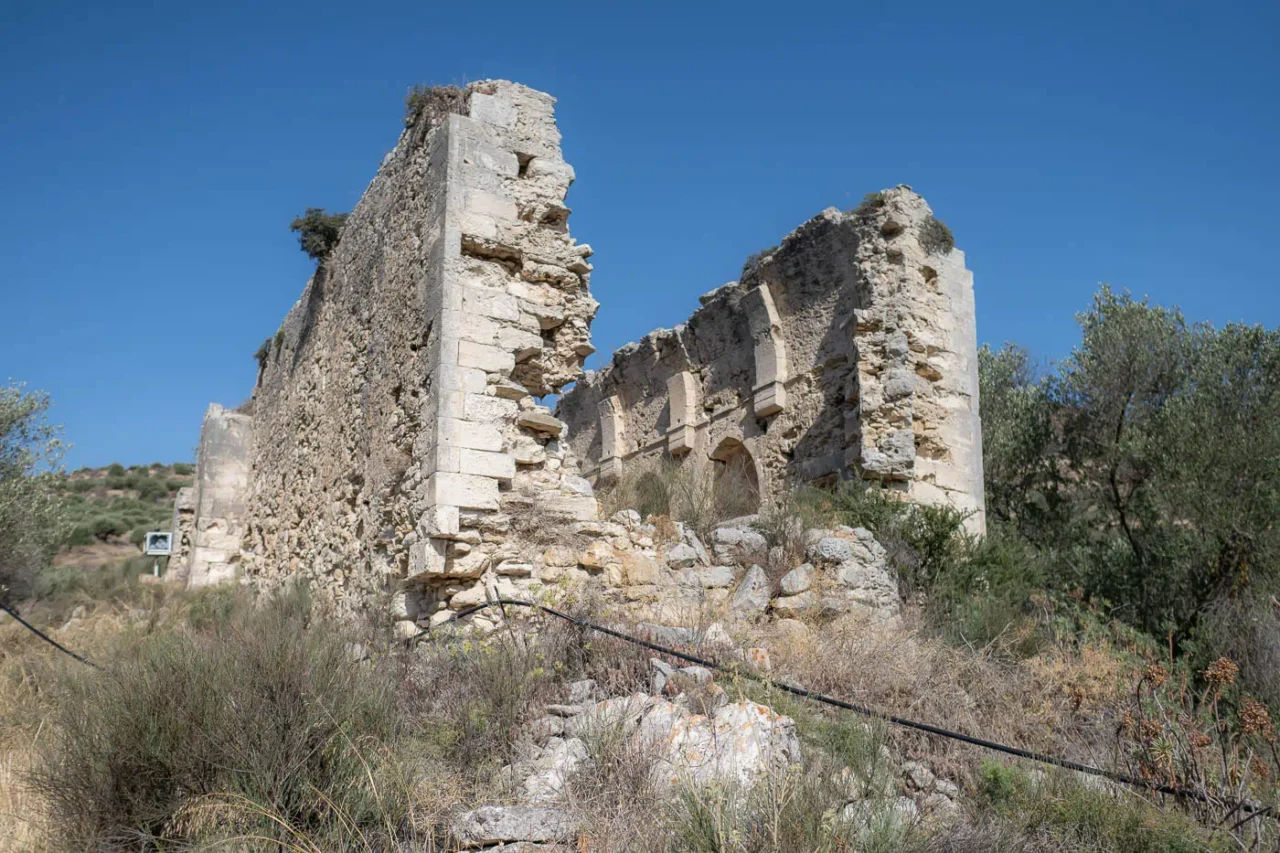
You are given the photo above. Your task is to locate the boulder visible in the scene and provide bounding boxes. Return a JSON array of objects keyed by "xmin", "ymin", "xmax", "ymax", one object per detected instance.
[
  {"xmin": 523, "ymin": 737, "xmax": 589, "ymax": 802},
  {"xmin": 730, "ymin": 564, "xmax": 770, "ymax": 617},
  {"xmin": 664, "ymin": 542, "xmax": 702, "ymax": 568},
  {"xmin": 771, "ymin": 590, "xmax": 816, "ymax": 615},
  {"xmin": 565, "ymin": 694, "xmax": 654, "ymax": 739},
  {"xmin": 640, "ymin": 700, "xmax": 802, "ymax": 792},
  {"xmin": 779, "ymin": 563, "xmax": 814, "ymax": 595},
  {"xmin": 452, "ymin": 806, "xmax": 578, "ymax": 848}
]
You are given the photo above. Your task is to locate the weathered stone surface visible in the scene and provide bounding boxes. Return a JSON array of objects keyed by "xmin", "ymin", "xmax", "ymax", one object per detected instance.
[
  {"xmin": 779, "ymin": 563, "xmax": 814, "ymax": 595},
  {"xmin": 452, "ymin": 806, "xmax": 578, "ymax": 848},
  {"xmin": 639, "ymin": 700, "xmax": 802, "ymax": 792},
  {"xmin": 182, "ymin": 81, "xmax": 600, "ymax": 620},
  {"xmin": 522, "ymin": 737, "xmax": 588, "ymax": 802},
  {"xmin": 711, "ymin": 525, "xmax": 769, "ymax": 565},
  {"xmin": 558, "ymin": 187, "xmax": 985, "ymax": 532},
  {"xmin": 664, "ymin": 542, "xmax": 702, "ymax": 568},
  {"xmin": 517, "ymin": 411, "xmax": 566, "ymax": 436},
  {"xmin": 731, "ymin": 564, "xmax": 770, "ymax": 617}
]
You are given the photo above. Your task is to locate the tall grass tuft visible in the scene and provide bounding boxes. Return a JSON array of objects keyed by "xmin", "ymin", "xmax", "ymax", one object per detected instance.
[{"xmin": 29, "ymin": 586, "xmax": 412, "ymax": 851}]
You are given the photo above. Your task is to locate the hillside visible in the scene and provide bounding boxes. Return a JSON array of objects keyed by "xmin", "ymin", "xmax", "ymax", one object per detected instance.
[{"xmin": 53, "ymin": 462, "xmax": 192, "ymax": 564}]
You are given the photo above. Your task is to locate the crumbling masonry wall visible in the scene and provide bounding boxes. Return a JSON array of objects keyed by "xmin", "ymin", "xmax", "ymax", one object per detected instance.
[
  {"xmin": 180, "ymin": 81, "xmax": 600, "ymax": 618},
  {"xmin": 557, "ymin": 188, "xmax": 986, "ymax": 531}
]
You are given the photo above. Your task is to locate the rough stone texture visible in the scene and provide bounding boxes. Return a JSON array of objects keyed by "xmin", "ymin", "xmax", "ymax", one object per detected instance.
[
  {"xmin": 184, "ymin": 404, "xmax": 253, "ymax": 587},
  {"xmin": 174, "ymin": 83, "xmax": 987, "ymax": 626},
  {"xmin": 640, "ymin": 700, "xmax": 803, "ymax": 792},
  {"xmin": 167, "ymin": 486, "xmax": 196, "ymax": 582},
  {"xmin": 558, "ymin": 188, "xmax": 985, "ymax": 532},
  {"xmin": 451, "ymin": 805, "xmax": 578, "ymax": 848},
  {"xmin": 180, "ymin": 81, "xmax": 598, "ymax": 617},
  {"xmin": 731, "ymin": 564, "xmax": 770, "ymax": 617}
]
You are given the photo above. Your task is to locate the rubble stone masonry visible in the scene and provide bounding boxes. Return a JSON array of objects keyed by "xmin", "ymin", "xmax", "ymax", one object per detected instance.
[
  {"xmin": 557, "ymin": 189, "xmax": 985, "ymax": 531},
  {"xmin": 171, "ymin": 82, "xmax": 984, "ymax": 625}
]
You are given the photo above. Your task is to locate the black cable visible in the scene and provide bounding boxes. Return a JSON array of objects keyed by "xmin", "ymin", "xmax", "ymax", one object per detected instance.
[
  {"xmin": 0, "ymin": 601, "xmax": 103, "ymax": 670},
  {"xmin": 6, "ymin": 590, "xmax": 1262, "ymax": 817},
  {"xmin": 414, "ymin": 597, "xmax": 1265, "ymax": 814}
]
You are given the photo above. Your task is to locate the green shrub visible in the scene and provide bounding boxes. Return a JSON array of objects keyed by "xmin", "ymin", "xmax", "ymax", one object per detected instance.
[
  {"xmin": 31, "ymin": 587, "xmax": 410, "ymax": 851},
  {"xmin": 172, "ymin": 463, "xmax": 194, "ymax": 476},
  {"xmin": 106, "ymin": 463, "xmax": 125, "ymax": 477},
  {"xmin": 289, "ymin": 207, "xmax": 348, "ymax": 261},
  {"xmin": 919, "ymin": 215, "xmax": 955, "ymax": 254},
  {"xmin": 976, "ymin": 760, "xmax": 1229, "ymax": 852},
  {"xmin": 851, "ymin": 190, "xmax": 887, "ymax": 217}
]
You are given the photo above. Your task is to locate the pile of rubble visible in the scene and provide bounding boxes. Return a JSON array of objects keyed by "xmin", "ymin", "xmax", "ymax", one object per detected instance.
[{"xmin": 449, "ymin": 659, "xmax": 961, "ymax": 849}]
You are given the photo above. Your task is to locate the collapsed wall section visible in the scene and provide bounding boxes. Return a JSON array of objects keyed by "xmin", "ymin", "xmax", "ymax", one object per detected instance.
[
  {"xmin": 222, "ymin": 81, "xmax": 597, "ymax": 618},
  {"xmin": 557, "ymin": 187, "xmax": 985, "ymax": 530}
]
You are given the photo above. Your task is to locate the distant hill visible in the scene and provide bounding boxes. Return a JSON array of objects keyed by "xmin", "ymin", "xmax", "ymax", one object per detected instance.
[{"xmin": 55, "ymin": 463, "xmax": 194, "ymax": 561}]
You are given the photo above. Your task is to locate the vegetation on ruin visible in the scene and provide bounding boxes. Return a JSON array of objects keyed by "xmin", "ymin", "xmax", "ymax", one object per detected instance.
[
  {"xmin": 289, "ymin": 207, "xmax": 349, "ymax": 260},
  {"xmin": 404, "ymin": 84, "xmax": 469, "ymax": 130},
  {"xmin": 850, "ymin": 190, "xmax": 887, "ymax": 217},
  {"xmin": 919, "ymin": 214, "xmax": 955, "ymax": 254}
]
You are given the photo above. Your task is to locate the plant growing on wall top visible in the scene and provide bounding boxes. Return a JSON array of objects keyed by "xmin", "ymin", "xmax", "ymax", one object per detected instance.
[
  {"xmin": 404, "ymin": 84, "xmax": 469, "ymax": 129},
  {"xmin": 290, "ymin": 208, "xmax": 348, "ymax": 261},
  {"xmin": 919, "ymin": 214, "xmax": 955, "ymax": 255}
]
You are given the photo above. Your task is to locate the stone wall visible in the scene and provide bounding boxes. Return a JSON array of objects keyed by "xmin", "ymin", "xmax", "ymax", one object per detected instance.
[
  {"xmin": 176, "ymin": 84, "xmax": 988, "ymax": 628},
  {"xmin": 557, "ymin": 188, "xmax": 985, "ymax": 531},
  {"xmin": 183, "ymin": 403, "xmax": 254, "ymax": 587},
  {"xmin": 191, "ymin": 81, "xmax": 601, "ymax": 619}
]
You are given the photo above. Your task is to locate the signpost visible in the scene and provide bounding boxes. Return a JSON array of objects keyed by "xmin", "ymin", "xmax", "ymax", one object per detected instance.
[{"xmin": 143, "ymin": 531, "xmax": 173, "ymax": 577}]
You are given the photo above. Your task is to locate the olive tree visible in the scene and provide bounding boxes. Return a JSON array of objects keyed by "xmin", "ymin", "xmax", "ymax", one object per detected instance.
[
  {"xmin": 0, "ymin": 383, "xmax": 66, "ymax": 604},
  {"xmin": 980, "ymin": 287, "xmax": 1280, "ymax": 643}
]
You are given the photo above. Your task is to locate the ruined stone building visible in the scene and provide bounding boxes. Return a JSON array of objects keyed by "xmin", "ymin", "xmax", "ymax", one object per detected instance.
[
  {"xmin": 557, "ymin": 190, "xmax": 985, "ymax": 533},
  {"xmin": 169, "ymin": 81, "xmax": 985, "ymax": 626}
]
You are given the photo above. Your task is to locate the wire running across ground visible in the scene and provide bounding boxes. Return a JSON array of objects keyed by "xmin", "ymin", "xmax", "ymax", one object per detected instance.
[{"xmin": 4, "ymin": 594, "xmax": 1268, "ymax": 822}]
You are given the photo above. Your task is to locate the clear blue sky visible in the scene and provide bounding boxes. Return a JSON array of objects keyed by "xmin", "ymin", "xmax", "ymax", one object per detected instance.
[{"xmin": 2, "ymin": 1, "xmax": 1276, "ymax": 469}]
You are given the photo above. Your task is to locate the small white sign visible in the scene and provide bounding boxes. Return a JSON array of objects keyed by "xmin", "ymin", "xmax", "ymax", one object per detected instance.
[{"xmin": 143, "ymin": 531, "xmax": 173, "ymax": 556}]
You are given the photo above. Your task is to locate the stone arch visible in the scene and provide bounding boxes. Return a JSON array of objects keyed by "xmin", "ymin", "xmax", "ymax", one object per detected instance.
[{"xmin": 709, "ymin": 436, "xmax": 760, "ymax": 517}]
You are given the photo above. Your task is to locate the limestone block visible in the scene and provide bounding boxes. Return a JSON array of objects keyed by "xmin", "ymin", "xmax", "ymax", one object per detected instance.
[
  {"xmin": 536, "ymin": 492, "xmax": 598, "ymax": 521},
  {"xmin": 464, "ymin": 393, "xmax": 519, "ymax": 423},
  {"xmin": 458, "ymin": 449, "xmax": 515, "ymax": 481},
  {"xmin": 620, "ymin": 551, "xmax": 661, "ymax": 585},
  {"xmin": 451, "ymin": 805, "xmax": 579, "ymax": 848},
  {"xmin": 458, "ymin": 340, "xmax": 516, "ymax": 373},
  {"xmin": 438, "ymin": 416, "xmax": 504, "ymax": 452},
  {"xmin": 426, "ymin": 471, "xmax": 500, "ymax": 510},
  {"xmin": 772, "ymin": 591, "xmax": 816, "ymax": 614},
  {"xmin": 457, "ymin": 135, "xmax": 519, "ymax": 176},
  {"xmin": 518, "ymin": 410, "xmax": 566, "ymax": 436},
  {"xmin": 468, "ymin": 92, "xmax": 519, "ymax": 129}
]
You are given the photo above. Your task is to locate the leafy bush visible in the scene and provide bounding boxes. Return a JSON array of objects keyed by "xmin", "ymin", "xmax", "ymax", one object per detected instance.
[
  {"xmin": 31, "ymin": 587, "xmax": 410, "ymax": 851},
  {"xmin": 289, "ymin": 207, "xmax": 348, "ymax": 261},
  {"xmin": 106, "ymin": 463, "xmax": 125, "ymax": 477},
  {"xmin": 172, "ymin": 462, "xmax": 194, "ymax": 476},
  {"xmin": 919, "ymin": 214, "xmax": 955, "ymax": 254}
]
